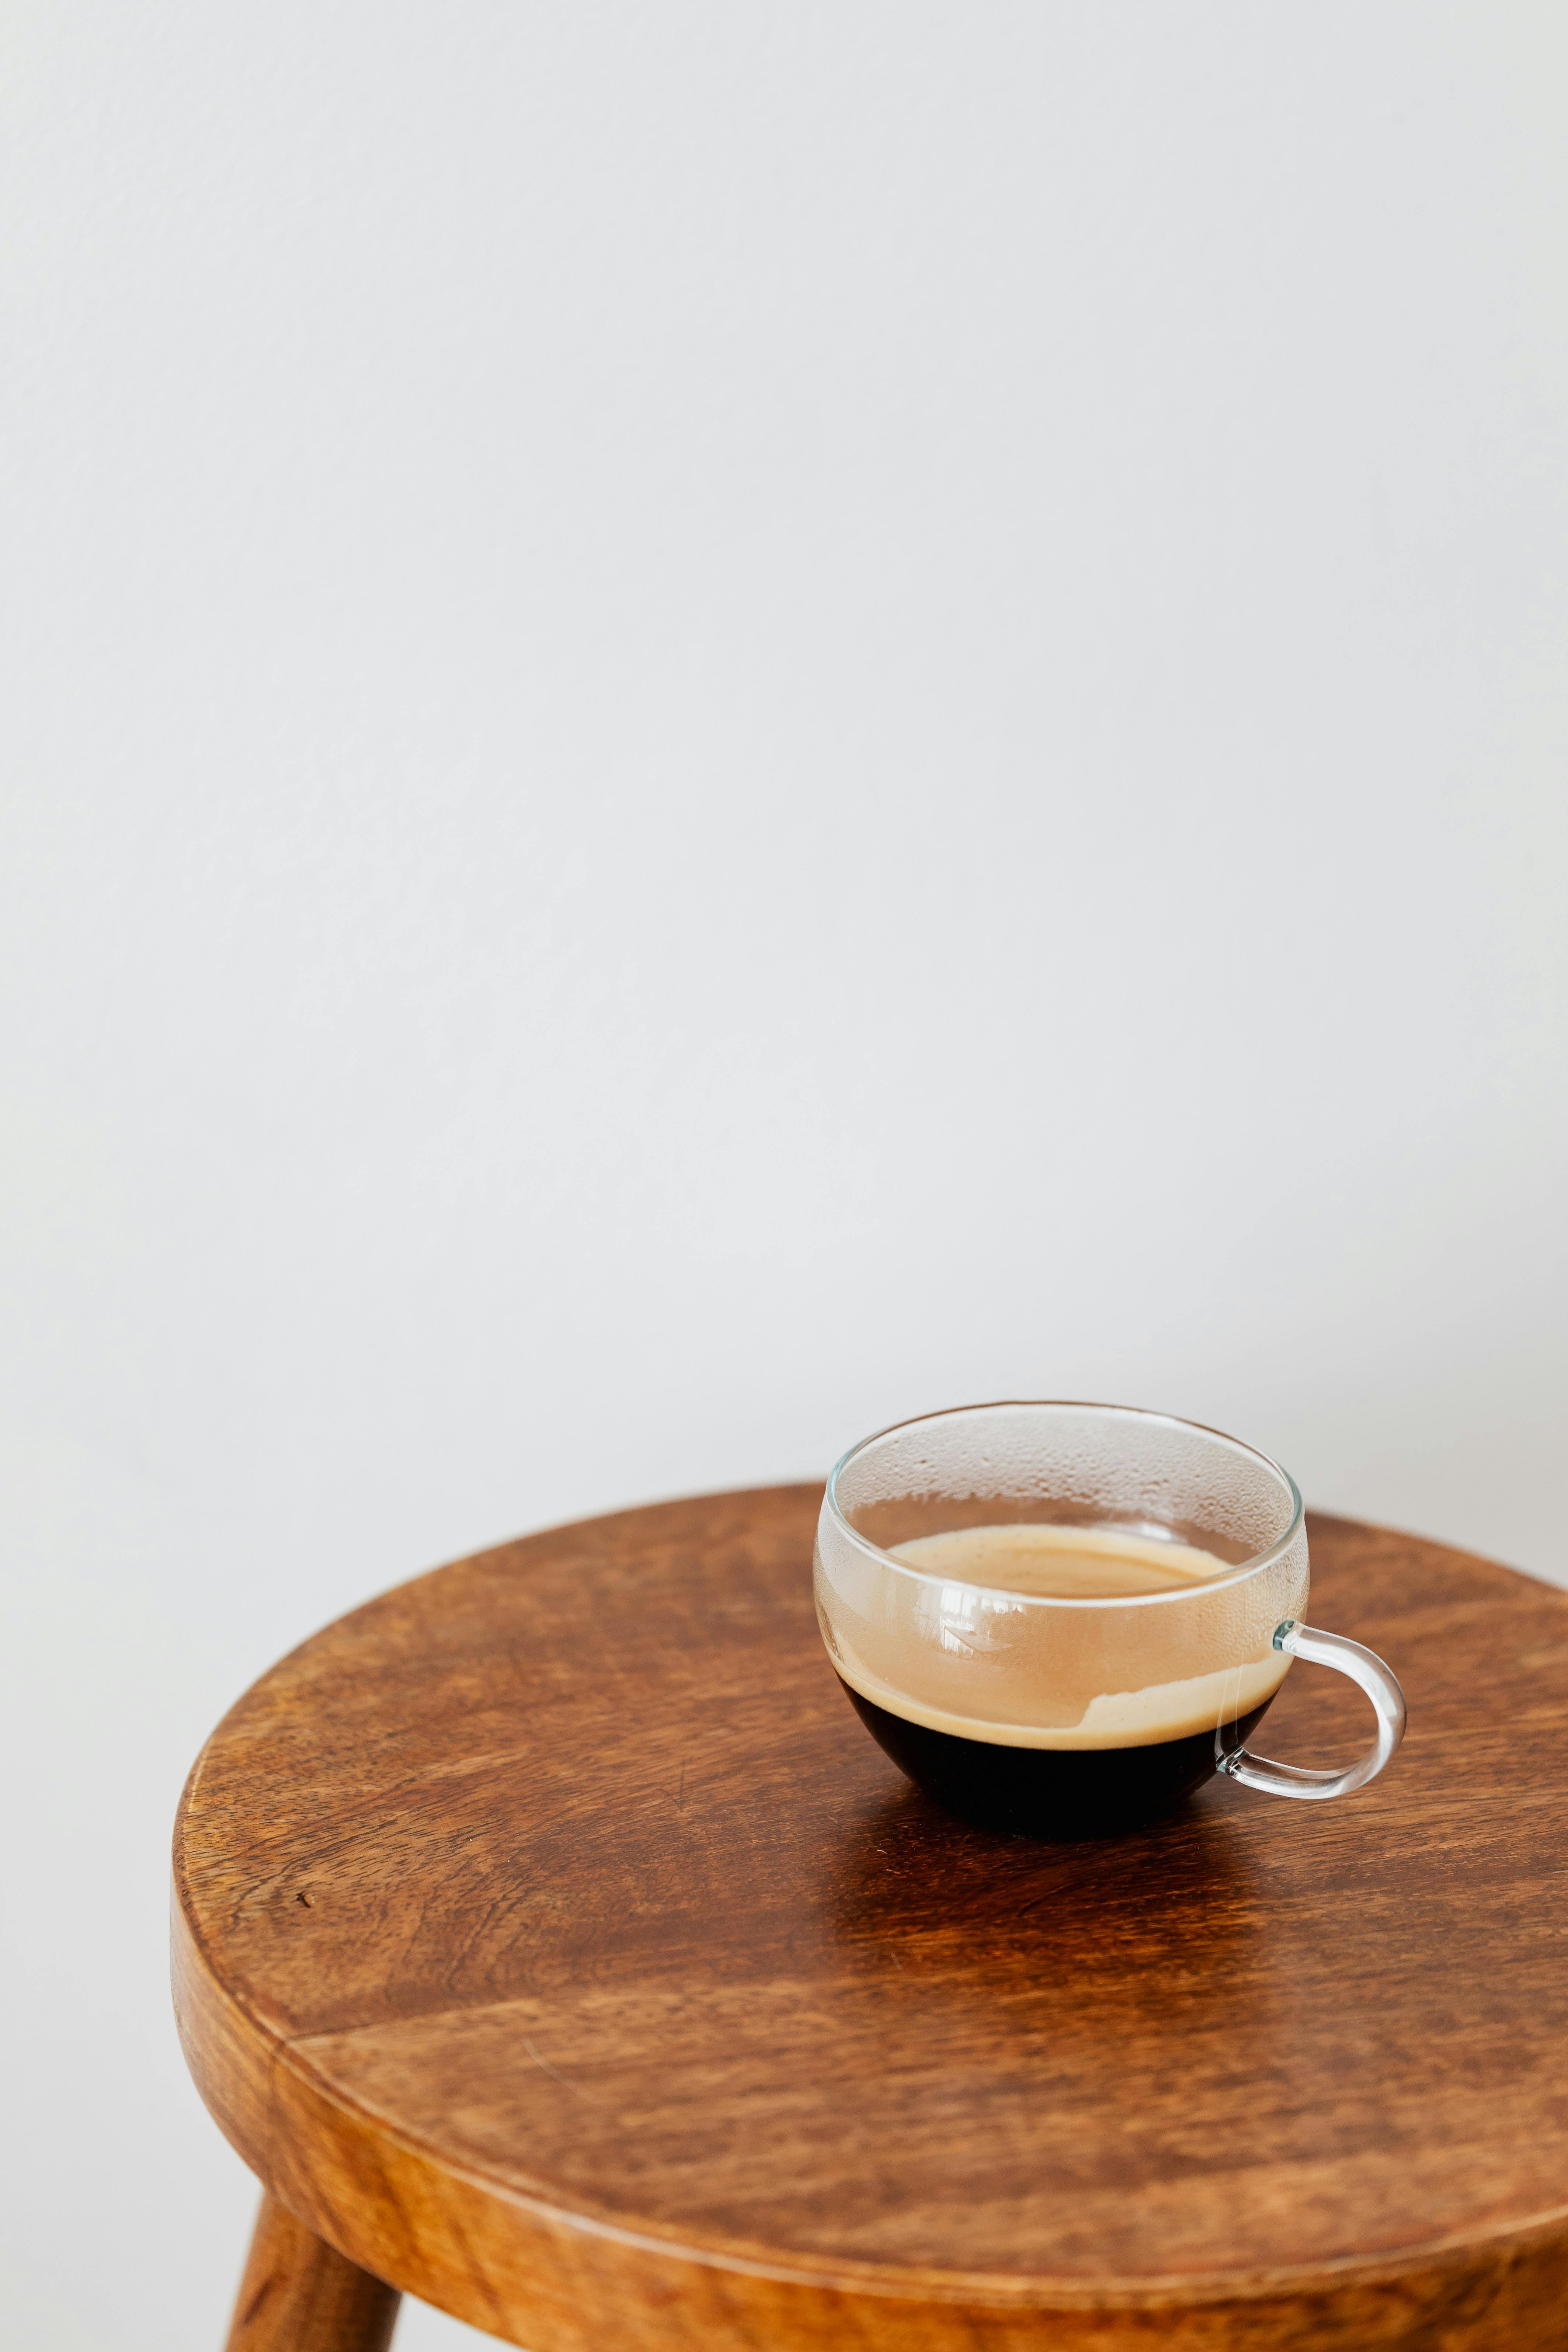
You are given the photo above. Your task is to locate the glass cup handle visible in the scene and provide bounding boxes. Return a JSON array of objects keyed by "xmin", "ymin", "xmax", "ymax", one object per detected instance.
[{"xmin": 1215, "ymin": 1620, "xmax": 1407, "ymax": 1801}]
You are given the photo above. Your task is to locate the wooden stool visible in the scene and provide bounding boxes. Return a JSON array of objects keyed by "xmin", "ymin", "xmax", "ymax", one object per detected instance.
[{"xmin": 173, "ymin": 1488, "xmax": 1568, "ymax": 2350}]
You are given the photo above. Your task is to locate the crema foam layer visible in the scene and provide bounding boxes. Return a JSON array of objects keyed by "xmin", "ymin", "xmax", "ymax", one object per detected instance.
[
  {"xmin": 828, "ymin": 1521, "xmax": 1291, "ymax": 1750},
  {"xmin": 895, "ymin": 1521, "xmax": 1238, "ymax": 1598}
]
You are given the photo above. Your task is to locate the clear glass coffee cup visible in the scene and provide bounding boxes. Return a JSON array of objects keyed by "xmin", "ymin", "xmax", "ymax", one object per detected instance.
[{"xmin": 814, "ymin": 1401, "xmax": 1405, "ymax": 1838}]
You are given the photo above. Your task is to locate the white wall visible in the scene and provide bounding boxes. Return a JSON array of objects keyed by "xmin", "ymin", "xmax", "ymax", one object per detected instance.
[{"xmin": 2, "ymin": 6, "xmax": 1565, "ymax": 2346}]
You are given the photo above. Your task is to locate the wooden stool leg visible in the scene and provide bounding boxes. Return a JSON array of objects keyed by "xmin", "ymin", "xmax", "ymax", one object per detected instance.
[{"xmin": 225, "ymin": 2191, "xmax": 401, "ymax": 2352}]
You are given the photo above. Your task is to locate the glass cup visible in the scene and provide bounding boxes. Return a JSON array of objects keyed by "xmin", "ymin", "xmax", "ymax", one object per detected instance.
[{"xmin": 813, "ymin": 1400, "xmax": 1405, "ymax": 1838}]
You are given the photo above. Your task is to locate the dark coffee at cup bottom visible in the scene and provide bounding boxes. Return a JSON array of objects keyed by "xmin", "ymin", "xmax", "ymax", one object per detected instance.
[
  {"xmin": 839, "ymin": 1678, "xmax": 1277, "ymax": 1838},
  {"xmin": 824, "ymin": 1522, "xmax": 1289, "ymax": 1839}
]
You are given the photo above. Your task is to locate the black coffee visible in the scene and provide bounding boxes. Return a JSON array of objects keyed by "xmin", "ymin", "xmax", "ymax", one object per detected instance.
[
  {"xmin": 819, "ymin": 1522, "xmax": 1289, "ymax": 1839},
  {"xmin": 839, "ymin": 1677, "xmax": 1277, "ymax": 1838}
]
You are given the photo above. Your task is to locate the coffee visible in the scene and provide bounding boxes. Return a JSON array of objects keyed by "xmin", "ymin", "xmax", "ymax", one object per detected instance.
[
  {"xmin": 826, "ymin": 1523, "xmax": 1291, "ymax": 1837},
  {"xmin": 817, "ymin": 1404, "xmax": 1404, "ymax": 1838}
]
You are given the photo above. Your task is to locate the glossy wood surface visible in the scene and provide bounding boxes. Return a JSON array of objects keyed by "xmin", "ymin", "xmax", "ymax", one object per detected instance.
[
  {"xmin": 173, "ymin": 1489, "xmax": 1568, "ymax": 2349},
  {"xmin": 224, "ymin": 2191, "xmax": 400, "ymax": 2352}
]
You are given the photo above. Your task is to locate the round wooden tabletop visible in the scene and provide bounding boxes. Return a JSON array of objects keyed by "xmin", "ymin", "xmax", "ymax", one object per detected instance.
[{"xmin": 173, "ymin": 1489, "xmax": 1568, "ymax": 2352}]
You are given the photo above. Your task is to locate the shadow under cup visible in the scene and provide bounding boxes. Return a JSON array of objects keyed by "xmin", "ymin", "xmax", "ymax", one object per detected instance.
[{"xmin": 814, "ymin": 1402, "xmax": 1311, "ymax": 1839}]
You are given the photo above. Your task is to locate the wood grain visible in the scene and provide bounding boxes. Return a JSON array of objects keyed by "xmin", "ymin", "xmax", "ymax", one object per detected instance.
[
  {"xmin": 224, "ymin": 2191, "xmax": 400, "ymax": 2352},
  {"xmin": 172, "ymin": 1488, "xmax": 1568, "ymax": 2348}
]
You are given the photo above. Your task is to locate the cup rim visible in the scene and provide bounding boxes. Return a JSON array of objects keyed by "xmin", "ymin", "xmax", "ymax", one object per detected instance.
[{"xmin": 823, "ymin": 1399, "xmax": 1306, "ymax": 1609}]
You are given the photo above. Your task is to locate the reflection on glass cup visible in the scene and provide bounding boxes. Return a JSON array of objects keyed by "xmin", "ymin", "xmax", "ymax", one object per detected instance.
[{"xmin": 814, "ymin": 1401, "xmax": 1406, "ymax": 1839}]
